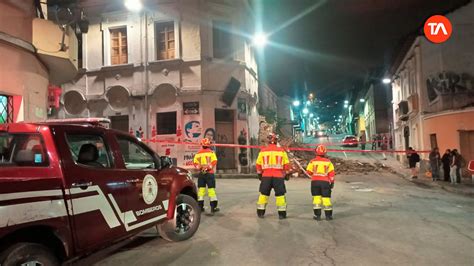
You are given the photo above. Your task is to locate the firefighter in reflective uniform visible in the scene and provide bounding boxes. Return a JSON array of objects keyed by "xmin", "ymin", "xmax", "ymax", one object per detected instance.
[
  {"xmin": 256, "ymin": 133, "xmax": 291, "ymax": 219},
  {"xmin": 306, "ymin": 145, "xmax": 335, "ymax": 220},
  {"xmin": 193, "ymin": 138, "xmax": 220, "ymax": 214}
]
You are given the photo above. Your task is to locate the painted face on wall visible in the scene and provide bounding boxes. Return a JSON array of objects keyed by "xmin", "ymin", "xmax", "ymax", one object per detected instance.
[
  {"xmin": 185, "ymin": 121, "xmax": 201, "ymax": 139},
  {"xmin": 204, "ymin": 128, "xmax": 215, "ymax": 141}
]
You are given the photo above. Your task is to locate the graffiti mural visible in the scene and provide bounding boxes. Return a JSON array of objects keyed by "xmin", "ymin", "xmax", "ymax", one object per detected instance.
[
  {"xmin": 184, "ymin": 120, "xmax": 202, "ymax": 140},
  {"xmin": 426, "ymin": 72, "xmax": 474, "ymax": 102},
  {"xmin": 204, "ymin": 128, "xmax": 216, "ymax": 151}
]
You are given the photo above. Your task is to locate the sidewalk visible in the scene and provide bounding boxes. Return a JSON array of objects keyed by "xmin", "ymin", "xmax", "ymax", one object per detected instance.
[{"xmin": 366, "ymin": 153, "xmax": 474, "ymax": 197}]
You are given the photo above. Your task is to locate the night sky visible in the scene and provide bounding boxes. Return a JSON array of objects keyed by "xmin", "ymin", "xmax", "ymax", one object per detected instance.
[{"xmin": 258, "ymin": 0, "xmax": 470, "ymax": 102}]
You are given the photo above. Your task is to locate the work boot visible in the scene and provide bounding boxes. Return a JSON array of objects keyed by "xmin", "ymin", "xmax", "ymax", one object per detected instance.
[
  {"xmin": 278, "ymin": 211, "xmax": 287, "ymax": 220},
  {"xmin": 313, "ymin": 209, "xmax": 322, "ymax": 221},
  {"xmin": 325, "ymin": 210, "xmax": 333, "ymax": 221},
  {"xmin": 257, "ymin": 209, "xmax": 265, "ymax": 218},
  {"xmin": 198, "ymin": 200, "xmax": 205, "ymax": 212},
  {"xmin": 210, "ymin": 201, "xmax": 220, "ymax": 214}
]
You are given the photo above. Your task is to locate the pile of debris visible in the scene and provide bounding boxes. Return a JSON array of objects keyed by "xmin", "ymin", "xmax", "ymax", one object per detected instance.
[{"xmin": 287, "ymin": 142, "xmax": 394, "ymax": 177}]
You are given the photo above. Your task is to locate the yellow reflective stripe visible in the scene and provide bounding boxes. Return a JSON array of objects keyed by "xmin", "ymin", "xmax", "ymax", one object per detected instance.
[
  {"xmin": 257, "ymin": 194, "xmax": 268, "ymax": 210},
  {"xmin": 313, "ymin": 196, "xmax": 322, "ymax": 205},
  {"xmin": 275, "ymin": 196, "xmax": 287, "ymax": 210},
  {"xmin": 322, "ymin": 197, "xmax": 332, "ymax": 209},
  {"xmin": 208, "ymin": 188, "xmax": 217, "ymax": 201},
  {"xmin": 198, "ymin": 187, "xmax": 206, "ymax": 200}
]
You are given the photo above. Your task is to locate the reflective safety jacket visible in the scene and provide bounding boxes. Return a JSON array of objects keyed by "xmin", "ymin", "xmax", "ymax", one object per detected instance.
[
  {"xmin": 193, "ymin": 149, "xmax": 218, "ymax": 174},
  {"xmin": 306, "ymin": 156, "xmax": 335, "ymax": 183},
  {"xmin": 256, "ymin": 144, "xmax": 290, "ymax": 178}
]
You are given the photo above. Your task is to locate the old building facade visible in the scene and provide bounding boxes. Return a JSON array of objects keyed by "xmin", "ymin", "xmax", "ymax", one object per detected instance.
[
  {"xmin": 390, "ymin": 2, "xmax": 474, "ymax": 168},
  {"xmin": 0, "ymin": 0, "xmax": 77, "ymax": 124},
  {"xmin": 59, "ymin": 0, "xmax": 260, "ymax": 173}
]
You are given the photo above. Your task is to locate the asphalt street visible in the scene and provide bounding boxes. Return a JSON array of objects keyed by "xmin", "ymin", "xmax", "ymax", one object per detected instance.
[{"xmin": 93, "ymin": 173, "xmax": 474, "ymax": 266}]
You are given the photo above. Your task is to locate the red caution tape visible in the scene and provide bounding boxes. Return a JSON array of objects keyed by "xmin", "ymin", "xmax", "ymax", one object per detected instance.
[{"xmin": 142, "ymin": 139, "xmax": 430, "ymax": 154}]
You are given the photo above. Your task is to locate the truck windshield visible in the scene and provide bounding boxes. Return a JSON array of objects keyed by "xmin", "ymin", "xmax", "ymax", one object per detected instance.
[{"xmin": 0, "ymin": 133, "xmax": 48, "ymax": 167}]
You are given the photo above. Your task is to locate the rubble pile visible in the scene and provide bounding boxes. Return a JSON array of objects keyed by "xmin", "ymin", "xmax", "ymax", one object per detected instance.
[{"xmin": 287, "ymin": 142, "xmax": 395, "ymax": 177}]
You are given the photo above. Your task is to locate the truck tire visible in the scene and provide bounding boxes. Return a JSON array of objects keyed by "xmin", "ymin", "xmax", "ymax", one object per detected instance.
[
  {"xmin": 157, "ymin": 194, "xmax": 201, "ymax": 242},
  {"xmin": 0, "ymin": 243, "xmax": 59, "ymax": 266}
]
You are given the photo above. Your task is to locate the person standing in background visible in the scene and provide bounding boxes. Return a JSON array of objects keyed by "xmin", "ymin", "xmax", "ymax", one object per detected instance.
[
  {"xmin": 429, "ymin": 147, "xmax": 441, "ymax": 181},
  {"xmin": 407, "ymin": 147, "xmax": 420, "ymax": 179},
  {"xmin": 360, "ymin": 133, "xmax": 366, "ymax": 151},
  {"xmin": 441, "ymin": 149, "xmax": 451, "ymax": 182},
  {"xmin": 450, "ymin": 149, "xmax": 458, "ymax": 185}
]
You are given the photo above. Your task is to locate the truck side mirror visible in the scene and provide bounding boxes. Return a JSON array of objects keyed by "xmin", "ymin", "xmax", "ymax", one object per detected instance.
[{"xmin": 160, "ymin": 156, "xmax": 173, "ymax": 169}]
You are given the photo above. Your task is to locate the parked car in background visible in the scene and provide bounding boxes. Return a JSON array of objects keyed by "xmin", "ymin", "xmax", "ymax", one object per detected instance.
[
  {"xmin": 342, "ymin": 135, "xmax": 358, "ymax": 147},
  {"xmin": 0, "ymin": 118, "xmax": 200, "ymax": 265}
]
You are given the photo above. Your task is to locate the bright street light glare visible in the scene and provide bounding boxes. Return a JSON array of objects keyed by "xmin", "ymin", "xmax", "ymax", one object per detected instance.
[
  {"xmin": 309, "ymin": 113, "xmax": 314, "ymax": 118},
  {"xmin": 124, "ymin": 0, "xmax": 143, "ymax": 12},
  {"xmin": 302, "ymin": 108, "xmax": 309, "ymax": 114},
  {"xmin": 293, "ymin": 100, "xmax": 300, "ymax": 107},
  {"xmin": 344, "ymin": 100, "xmax": 349, "ymax": 104},
  {"xmin": 344, "ymin": 105, "xmax": 348, "ymax": 109},
  {"xmin": 306, "ymin": 100, "xmax": 311, "ymax": 105},
  {"xmin": 253, "ymin": 32, "xmax": 268, "ymax": 47},
  {"xmin": 383, "ymin": 78, "xmax": 391, "ymax": 84},
  {"xmin": 339, "ymin": 115, "xmax": 342, "ymax": 118},
  {"xmin": 360, "ymin": 99, "xmax": 365, "ymax": 103}
]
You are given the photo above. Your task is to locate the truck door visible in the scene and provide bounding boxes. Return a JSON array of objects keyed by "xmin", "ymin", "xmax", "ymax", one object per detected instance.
[
  {"xmin": 54, "ymin": 127, "xmax": 130, "ymax": 252},
  {"xmin": 111, "ymin": 134, "xmax": 170, "ymax": 233}
]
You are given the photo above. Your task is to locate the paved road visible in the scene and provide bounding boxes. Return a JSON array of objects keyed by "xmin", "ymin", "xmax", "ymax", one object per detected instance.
[
  {"xmin": 93, "ymin": 174, "xmax": 474, "ymax": 266},
  {"xmin": 304, "ymin": 134, "xmax": 392, "ymax": 161}
]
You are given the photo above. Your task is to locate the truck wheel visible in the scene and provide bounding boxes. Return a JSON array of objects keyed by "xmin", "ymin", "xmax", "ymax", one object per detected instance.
[
  {"xmin": 158, "ymin": 194, "xmax": 201, "ymax": 242},
  {"xmin": 0, "ymin": 243, "xmax": 59, "ymax": 266}
]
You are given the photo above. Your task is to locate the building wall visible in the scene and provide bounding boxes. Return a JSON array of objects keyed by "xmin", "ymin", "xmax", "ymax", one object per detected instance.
[
  {"xmin": 277, "ymin": 96, "xmax": 294, "ymax": 138},
  {"xmin": 0, "ymin": 1, "xmax": 49, "ymax": 122},
  {"xmin": 60, "ymin": 0, "xmax": 259, "ymax": 172},
  {"xmin": 423, "ymin": 109, "xmax": 474, "ymax": 151},
  {"xmin": 391, "ymin": 1, "xmax": 474, "ymax": 164}
]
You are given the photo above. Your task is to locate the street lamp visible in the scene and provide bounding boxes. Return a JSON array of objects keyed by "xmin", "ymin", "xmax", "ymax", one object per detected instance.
[
  {"xmin": 344, "ymin": 100, "xmax": 349, "ymax": 104},
  {"xmin": 293, "ymin": 100, "xmax": 300, "ymax": 107},
  {"xmin": 382, "ymin": 78, "xmax": 391, "ymax": 84},
  {"xmin": 124, "ymin": 0, "xmax": 142, "ymax": 11},
  {"xmin": 253, "ymin": 32, "xmax": 268, "ymax": 47},
  {"xmin": 360, "ymin": 98, "xmax": 365, "ymax": 103},
  {"xmin": 309, "ymin": 113, "xmax": 314, "ymax": 118},
  {"xmin": 302, "ymin": 108, "xmax": 309, "ymax": 115},
  {"xmin": 306, "ymin": 100, "xmax": 311, "ymax": 105}
]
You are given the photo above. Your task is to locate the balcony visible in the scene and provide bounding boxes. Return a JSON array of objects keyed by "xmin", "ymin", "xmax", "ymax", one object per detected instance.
[{"xmin": 32, "ymin": 18, "xmax": 78, "ymax": 85}]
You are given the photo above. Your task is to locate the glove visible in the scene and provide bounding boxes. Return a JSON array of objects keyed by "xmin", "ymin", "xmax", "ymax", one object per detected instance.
[
  {"xmin": 330, "ymin": 183, "xmax": 334, "ymax": 189},
  {"xmin": 257, "ymin": 174, "xmax": 262, "ymax": 181},
  {"xmin": 285, "ymin": 173, "xmax": 291, "ymax": 181}
]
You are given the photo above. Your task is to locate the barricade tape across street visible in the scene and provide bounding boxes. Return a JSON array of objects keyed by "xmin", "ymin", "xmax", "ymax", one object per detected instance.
[{"xmin": 141, "ymin": 138, "xmax": 431, "ymax": 154}]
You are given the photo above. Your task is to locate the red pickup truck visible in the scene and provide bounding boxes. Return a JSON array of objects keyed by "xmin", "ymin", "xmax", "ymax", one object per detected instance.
[{"xmin": 0, "ymin": 119, "xmax": 200, "ymax": 265}]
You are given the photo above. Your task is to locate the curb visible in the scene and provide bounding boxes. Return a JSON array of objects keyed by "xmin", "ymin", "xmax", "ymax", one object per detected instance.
[{"xmin": 399, "ymin": 173, "xmax": 474, "ymax": 197}]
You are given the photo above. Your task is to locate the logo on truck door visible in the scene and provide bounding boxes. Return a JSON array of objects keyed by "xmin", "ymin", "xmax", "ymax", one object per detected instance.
[{"xmin": 142, "ymin": 174, "xmax": 158, "ymax": 204}]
